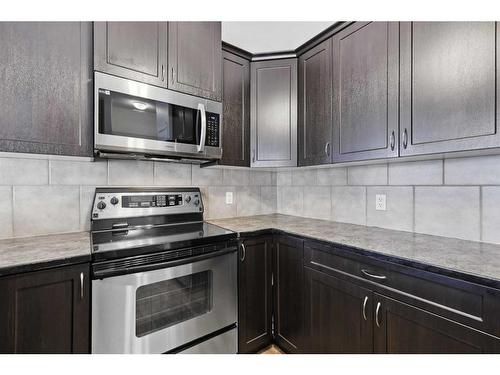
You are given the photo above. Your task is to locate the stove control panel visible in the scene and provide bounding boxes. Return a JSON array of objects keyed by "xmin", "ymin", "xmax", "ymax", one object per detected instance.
[{"xmin": 92, "ymin": 189, "xmax": 203, "ymax": 220}]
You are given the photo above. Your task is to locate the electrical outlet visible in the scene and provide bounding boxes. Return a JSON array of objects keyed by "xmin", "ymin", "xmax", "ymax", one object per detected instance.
[
  {"xmin": 225, "ymin": 191, "xmax": 233, "ymax": 205},
  {"xmin": 375, "ymin": 194, "xmax": 386, "ymax": 211}
]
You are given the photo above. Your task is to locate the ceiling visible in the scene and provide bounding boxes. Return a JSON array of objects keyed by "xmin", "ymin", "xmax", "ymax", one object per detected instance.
[{"xmin": 221, "ymin": 22, "xmax": 335, "ymax": 54}]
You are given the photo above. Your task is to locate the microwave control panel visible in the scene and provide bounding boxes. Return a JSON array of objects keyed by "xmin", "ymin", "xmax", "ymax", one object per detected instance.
[{"xmin": 206, "ymin": 113, "xmax": 220, "ymax": 147}]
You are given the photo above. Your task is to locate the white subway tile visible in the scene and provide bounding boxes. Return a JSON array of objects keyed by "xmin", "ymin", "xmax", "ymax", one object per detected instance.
[
  {"xmin": 154, "ymin": 162, "xmax": 192, "ymax": 186},
  {"xmin": 415, "ymin": 186, "xmax": 480, "ymax": 241},
  {"xmin": 389, "ymin": 160, "xmax": 443, "ymax": 185},
  {"xmin": 445, "ymin": 155, "xmax": 500, "ymax": 185},
  {"xmin": 13, "ymin": 186, "xmax": 80, "ymax": 237},
  {"xmin": 482, "ymin": 187, "xmax": 500, "ymax": 244},
  {"xmin": 0, "ymin": 158, "xmax": 48, "ymax": 185},
  {"xmin": 108, "ymin": 160, "xmax": 154, "ymax": 186},
  {"xmin": 303, "ymin": 186, "xmax": 331, "ymax": 220},
  {"xmin": 50, "ymin": 159, "xmax": 107, "ymax": 185},
  {"xmin": 332, "ymin": 186, "xmax": 366, "ymax": 225},
  {"xmin": 348, "ymin": 164, "xmax": 387, "ymax": 185},
  {"xmin": 317, "ymin": 167, "xmax": 347, "ymax": 186},
  {"xmin": 367, "ymin": 186, "xmax": 414, "ymax": 232},
  {"xmin": 0, "ymin": 187, "xmax": 13, "ymax": 238}
]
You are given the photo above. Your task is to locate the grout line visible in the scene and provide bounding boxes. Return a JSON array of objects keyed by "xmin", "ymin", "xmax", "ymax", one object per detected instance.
[
  {"xmin": 412, "ymin": 185, "xmax": 416, "ymax": 232},
  {"xmin": 441, "ymin": 159, "xmax": 445, "ymax": 185},
  {"xmin": 47, "ymin": 160, "xmax": 52, "ymax": 185},
  {"xmin": 479, "ymin": 186, "xmax": 483, "ymax": 242},
  {"xmin": 10, "ymin": 185, "xmax": 14, "ymax": 237}
]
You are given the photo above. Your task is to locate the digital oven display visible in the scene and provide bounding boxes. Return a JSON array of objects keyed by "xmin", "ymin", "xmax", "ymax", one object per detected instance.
[{"xmin": 122, "ymin": 194, "xmax": 183, "ymax": 208}]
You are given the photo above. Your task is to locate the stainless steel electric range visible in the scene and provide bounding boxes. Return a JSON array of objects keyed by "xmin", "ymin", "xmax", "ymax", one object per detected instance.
[{"xmin": 90, "ymin": 187, "xmax": 238, "ymax": 354}]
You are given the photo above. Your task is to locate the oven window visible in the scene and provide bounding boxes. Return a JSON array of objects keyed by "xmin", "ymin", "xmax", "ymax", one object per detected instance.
[{"xmin": 135, "ymin": 270, "xmax": 213, "ymax": 337}]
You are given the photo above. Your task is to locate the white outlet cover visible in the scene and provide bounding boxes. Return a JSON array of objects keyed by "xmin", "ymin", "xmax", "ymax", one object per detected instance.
[
  {"xmin": 225, "ymin": 191, "xmax": 233, "ymax": 205},
  {"xmin": 375, "ymin": 194, "xmax": 387, "ymax": 211}
]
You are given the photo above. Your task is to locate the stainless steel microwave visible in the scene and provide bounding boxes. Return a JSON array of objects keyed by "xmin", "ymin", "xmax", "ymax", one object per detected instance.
[{"xmin": 94, "ymin": 72, "xmax": 222, "ymax": 162}]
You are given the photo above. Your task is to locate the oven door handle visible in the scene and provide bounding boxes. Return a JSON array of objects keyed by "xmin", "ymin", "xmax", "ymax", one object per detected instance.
[{"xmin": 197, "ymin": 102, "xmax": 206, "ymax": 153}]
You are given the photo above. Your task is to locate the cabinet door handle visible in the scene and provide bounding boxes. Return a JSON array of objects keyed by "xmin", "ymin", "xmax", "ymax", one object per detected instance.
[
  {"xmin": 375, "ymin": 302, "xmax": 382, "ymax": 328},
  {"xmin": 161, "ymin": 64, "xmax": 165, "ymax": 81},
  {"xmin": 362, "ymin": 296, "xmax": 368, "ymax": 321},
  {"xmin": 390, "ymin": 131, "xmax": 395, "ymax": 151},
  {"xmin": 361, "ymin": 269, "xmax": 387, "ymax": 280},
  {"xmin": 324, "ymin": 142, "xmax": 331, "ymax": 157},
  {"xmin": 252, "ymin": 150, "xmax": 255, "ymax": 163},
  {"xmin": 171, "ymin": 67, "xmax": 175, "ymax": 85},
  {"xmin": 80, "ymin": 272, "xmax": 84, "ymax": 300},
  {"xmin": 403, "ymin": 128, "xmax": 408, "ymax": 149},
  {"xmin": 240, "ymin": 243, "xmax": 246, "ymax": 262}
]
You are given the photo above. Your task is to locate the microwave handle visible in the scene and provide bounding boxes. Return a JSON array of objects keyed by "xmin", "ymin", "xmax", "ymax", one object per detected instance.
[{"xmin": 197, "ymin": 103, "xmax": 207, "ymax": 153}]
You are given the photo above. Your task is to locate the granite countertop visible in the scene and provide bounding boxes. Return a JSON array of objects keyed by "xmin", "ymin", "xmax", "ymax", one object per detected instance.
[
  {"xmin": 208, "ymin": 214, "xmax": 500, "ymax": 288},
  {"xmin": 0, "ymin": 232, "xmax": 91, "ymax": 276}
]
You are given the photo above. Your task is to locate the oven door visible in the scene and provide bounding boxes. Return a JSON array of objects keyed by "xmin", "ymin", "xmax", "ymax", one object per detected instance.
[
  {"xmin": 91, "ymin": 251, "xmax": 237, "ymax": 354},
  {"xmin": 94, "ymin": 72, "xmax": 222, "ymax": 160}
]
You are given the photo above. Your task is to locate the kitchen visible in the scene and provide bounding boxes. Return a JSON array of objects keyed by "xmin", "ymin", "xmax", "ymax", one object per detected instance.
[{"xmin": 1, "ymin": 0, "xmax": 500, "ymax": 372}]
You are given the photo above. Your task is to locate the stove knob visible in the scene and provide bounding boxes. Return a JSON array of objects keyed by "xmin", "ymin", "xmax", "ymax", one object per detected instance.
[
  {"xmin": 110, "ymin": 196, "xmax": 119, "ymax": 205},
  {"xmin": 97, "ymin": 201, "xmax": 106, "ymax": 210},
  {"xmin": 193, "ymin": 199, "xmax": 200, "ymax": 206},
  {"xmin": 185, "ymin": 196, "xmax": 192, "ymax": 203}
]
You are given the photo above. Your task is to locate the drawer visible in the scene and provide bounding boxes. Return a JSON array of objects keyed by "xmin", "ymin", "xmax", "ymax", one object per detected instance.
[{"xmin": 304, "ymin": 240, "xmax": 500, "ymax": 338}]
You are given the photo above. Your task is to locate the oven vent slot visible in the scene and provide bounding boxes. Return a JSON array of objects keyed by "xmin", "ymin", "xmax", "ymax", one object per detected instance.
[{"xmin": 92, "ymin": 245, "xmax": 220, "ymax": 276}]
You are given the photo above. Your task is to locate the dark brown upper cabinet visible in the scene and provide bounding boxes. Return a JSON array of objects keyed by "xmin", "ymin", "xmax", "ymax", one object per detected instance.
[
  {"xmin": 250, "ymin": 58, "xmax": 298, "ymax": 167},
  {"xmin": 0, "ymin": 263, "xmax": 90, "ymax": 354},
  {"xmin": 298, "ymin": 38, "xmax": 333, "ymax": 166},
  {"xmin": 238, "ymin": 236, "xmax": 274, "ymax": 353},
  {"xmin": 0, "ymin": 22, "xmax": 93, "ymax": 157},
  {"xmin": 332, "ymin": 22, "xmax": 399, "ymax": 162},
  {"xmin": 94, "ymin": 22, "xmax": 167, "ymax": 87},
  {"xmin": 168, "ymin": 22, "xmax": 222, "ymax": 101},
  {"xmin": 220, "ymin": 50, "xmax": 250, "ymax": 167},
  {"xmin": 400, "ymin": 22, "xmax": 500, "ymax": 156}
]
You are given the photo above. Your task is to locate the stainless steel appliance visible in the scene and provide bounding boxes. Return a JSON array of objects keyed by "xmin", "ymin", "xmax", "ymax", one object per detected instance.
[
  {"xmin": 94, "ymin": 72, "xmax": 222, "ymax": 163},
  {"xmin": 90, "ymin": 187, "xmax": 237, "ymax": 354}
]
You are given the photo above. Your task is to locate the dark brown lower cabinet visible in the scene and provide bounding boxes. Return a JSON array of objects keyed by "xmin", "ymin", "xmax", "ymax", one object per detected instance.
[
  {"xmin": 238, "ymin": 236, "xmax": 274, "ymax": 353},
  {"xmin": 0, "ymin": 263, "xmax": 90, "ymax": 354},
  {"xmin": 273, "ymin": 235, "xmax": 304, "ymax": 353},
  {"xmin": 303, "ymin": 266, "xmax": 373, "ymax": 353},
  {"xmin": 373, "ymin": 294, "xmax": 500, "ymax": 354}
]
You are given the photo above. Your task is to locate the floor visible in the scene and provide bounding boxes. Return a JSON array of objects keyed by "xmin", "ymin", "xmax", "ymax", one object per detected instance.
[{"xmin": 259, "ymin": 345, "xmax": 284, "ymax": 354}]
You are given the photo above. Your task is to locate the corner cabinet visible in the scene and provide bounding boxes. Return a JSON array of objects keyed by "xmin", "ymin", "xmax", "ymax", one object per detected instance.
[
  {"xmin": 221, "ymin": 50, "xmax": 250, "ymax": 167},
  {"xmin": 168, "ymin": 22, "xmax": 222, "ymax": 101},
  {"xmin": 250, "ymin": 58, "xmax": 298, "ymax": 167},
  {"xmin": 238, "ymin": 236, "xmax": 274, "ymax": 353},
  {"xmin": 400, "ymin": 22, "xmax": 500, "ymax": 156},
  {"xmin": 332, "ymin": 22, "xmax": 399, "ymax": 162},
  {"xmin": 0, "ymin": 22, "xmax": 93, "ymax": 157},
  {"xmin": 0, "ymin": 264, "xmax": 90, "ymax": 354},
  {"xmin": 94, "ymin": 22, "xmax": 167, "ymax": 87},
  {"xmin": 298, "ymin": 38, "xmax": 333, "ymax": 166}
]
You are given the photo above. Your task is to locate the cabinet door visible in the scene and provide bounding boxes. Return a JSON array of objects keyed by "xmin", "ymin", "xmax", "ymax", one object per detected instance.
[
  {"xmin": 220, "ymin": 50, "xmax": 250, "ymax": 167},
  {"xmin": 274, "ymin": 235, "xmax": 304, "ymax": 353},
  {"xmin": 304, "ymin": 267, "xmax": 373, "ymax": 353},
  {"xmin": 373, "ymin": 294, "xmax": 500, "ymax": 353},
  {"xmin": 0, "ymin": 264, "xmax": 90, "ymax": 354},
  {"xmin": 298, "ymin": 38, "xmax": 333, "ymax": 166},
  {"xmin": 94, "ymin": 22, "xmax": 167, "ymax": 86},
  {"xmin": 168, "ymin": 22, "xmax": 222, "ymax": 101},
  {"xmin": 400, "ymin": 22, "xmax": 500, "ymax": 156},
  {"xmin": 238, "ymin": 237, "xmax": 273, "ymax": 353},
  {"xmin": 332, "ymin": 22, "xmax": 399, "ymax": 162},
  {"xmin": 0, "ymin": 22, "xmax": 93, "ymax": 157},
  {"xmin": 250, "ymin": 58, "xmax": 298, "ymax": 167}
]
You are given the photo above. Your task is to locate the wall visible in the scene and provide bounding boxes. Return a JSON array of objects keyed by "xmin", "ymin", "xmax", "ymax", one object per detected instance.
[
  {"xmin": 277, "ymin": 154, "xmax": 500, "ymax": 245},
  {"xmin": 0, "ymin": 153, "xmax": 277, "ymax": 239}
]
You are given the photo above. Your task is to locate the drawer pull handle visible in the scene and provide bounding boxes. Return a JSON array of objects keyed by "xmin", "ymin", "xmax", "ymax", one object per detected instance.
[
  {"xmin": 361, "ymin": 269, "xmax": 387, "ymax": 280},
  {"xmin": 375, "ymin": 302, "xmax": 382, "ymax": 328},
  {"xmin": 80, "ymin": 272, "xmax": 84, "ymax": 300},
  {"xmin": 362, "ymin": 296, "xmax": 368, "ymax": 321},
  {"xmin": 390, "ymin": 131, "xmax": 395, "ymax": 151},
  {"xmin": 240, "ymin": 242, "xmax": 246, "ymax": 262}
]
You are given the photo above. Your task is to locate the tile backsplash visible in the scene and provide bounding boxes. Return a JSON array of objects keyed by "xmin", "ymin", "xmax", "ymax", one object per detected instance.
[
  {"xmin": 0, "ymin": 154, "xmax": 276, "ymax": 239},
  {"xmin": 277, "ymin": 155, "xmax": 500, "ymax": 244},
  {"xmin": 2, "ymin": 152, "xmax": 500, "ymax": 245}
]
